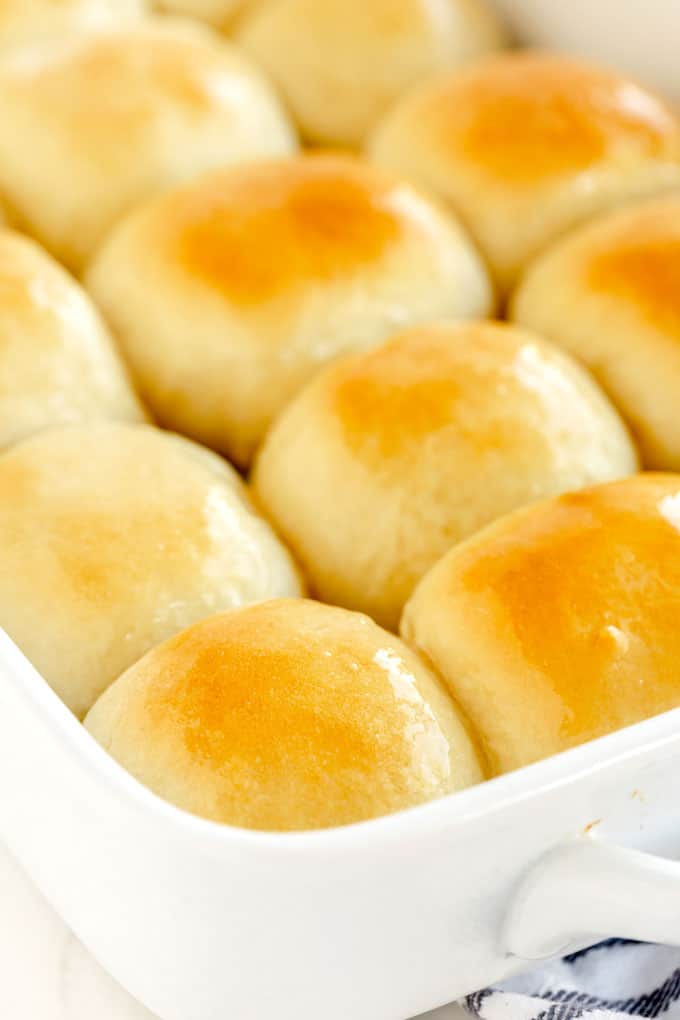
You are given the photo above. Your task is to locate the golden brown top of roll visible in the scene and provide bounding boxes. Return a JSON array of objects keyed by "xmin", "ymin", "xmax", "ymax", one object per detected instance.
[
  {"xmin": 329, "ymin": 322, "xmax": 616, "ymax": 464},
  {"xmin": 0, "ymin": 18, "xmax": 296, "ymax": 271},
  {"xmin": 584, "ymin": 207, "xmax": 680, "ymax": 335},
  {"xmin": 86, "ymin": 153, "xmax": 493, "ymax": 467},
  {"xmin": 420, "ymin": 55, "xmax": 675, "ymax": 184},
  {"xmin": 512, "ymin": 196, "xmax": 680, "ymax": 470},
  {"xmin": 369, "ymin": 52, "xmax": 680, "ymax": 291},
  {"xmin": 0, "ymin": 424, "xmax": 301, "ymax": 718},
  {"xmin": 0, "ymin": 229, "xmax": 145, "ymax": 451},
  {"xmin": 172, "ymin": 156, "xmax": 415, "ymax": 303},
  {"xmin": 402, "ymin": 473, "xmax": 680, "ymax": 775},
  {"xmin": 85, "ymin": 599, "xmax": 483, "ymax": 831},
  {"xmin": 253, "ymin": 320, "xmax": 637, "ymax": 630},
  {"xmin": 153, "ymin": 0, "xmax": 255, "ymax": 30}
]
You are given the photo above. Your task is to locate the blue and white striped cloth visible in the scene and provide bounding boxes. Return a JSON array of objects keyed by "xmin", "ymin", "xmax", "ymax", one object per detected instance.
[{"xmin": 464, "ymin": 942, "xmax": 680, "ymax": 1020}]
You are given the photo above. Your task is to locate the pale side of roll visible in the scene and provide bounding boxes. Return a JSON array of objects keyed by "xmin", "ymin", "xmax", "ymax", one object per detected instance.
[
  {"xmin": 253, "ymin": 320, "xmax": 638, "ymax": 630},
  {"xmin": 402, "ymin": 473, "xmax": 680, "ymax": 775},
  {"xmin": 86, "ymin": 154, "xmax": 494, "ymax": 468},
  {"xmin": 236, "ymin": 0, "xmax": 507, "ymax": 146},
  {"xmin": 512, "ymin": 196, "xmax": 680, "ymax": 470},
  {"xmin": 369, "ymin": 52, "xmax": 680, "ymax": 293},
  {"xmin": 85, "ymin": 599, "xmax": 484, "ymax": 831},
  {"xmin": 0, "ymin": 18, "xmax": 296, "ymax": 272},
  {"xmin": 0, "ymin": 0, "xmax": 146, "ymax": 50},
  {"xmin": 0, "ymin": 229, "xmax": 146, "ymax": 451},
  {"xmin": 0, "ymin": 424, "xmax": 302, "ymax": 718}
]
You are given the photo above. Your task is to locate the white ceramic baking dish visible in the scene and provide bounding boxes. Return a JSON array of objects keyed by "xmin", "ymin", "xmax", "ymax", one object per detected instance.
[
  {"xmin": 2, "ymin": 628, "xmax": 680, "ymax": 1020},
  {"xmin": 490, "ymin": 0, "xmax": 680, "ymax": 103}
]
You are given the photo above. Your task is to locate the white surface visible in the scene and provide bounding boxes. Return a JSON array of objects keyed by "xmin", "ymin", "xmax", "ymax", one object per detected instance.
[
  {"xmin": 0, "ymin": 839, "xmax": 153, "ymax": 1020},
  {"xmin": 4, "ymin": 629, "xmax": 680, "ymax": 1020},
  {"xmin": 0, "ymin": 838, "xmax": 467, "ymax": 1020}
]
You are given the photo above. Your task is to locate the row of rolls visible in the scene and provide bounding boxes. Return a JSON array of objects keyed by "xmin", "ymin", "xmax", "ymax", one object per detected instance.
[{"xmin": 1, "ymin": 0, "xmax": 680, "ymax": 830}]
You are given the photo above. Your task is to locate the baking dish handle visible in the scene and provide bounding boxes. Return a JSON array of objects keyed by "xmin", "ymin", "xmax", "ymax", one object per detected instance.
[{"xmin": 504, "ymin": 837, "xmax": 680, "ymax": 960}]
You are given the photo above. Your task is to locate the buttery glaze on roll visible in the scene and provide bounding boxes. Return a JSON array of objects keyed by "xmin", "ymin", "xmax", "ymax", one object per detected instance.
[
  {"xmin": 402, "ymin": 473, "xmax": 680, "ymax": 775},
  {"xmin": 85, "ymin": 599, "xmax": 483, "ymax": 831},
  {"xmin": 512, "ymin": 196, "xmax": 680, "ymax": 470},
  {"xmin": 236, "ymin": 0, "xmax": 507, "ymax": 147},
  {"xmin": 253, "ymin": 321, "xmax": 638, "ymax": 630},
  {"xmin": 0, "ymin": 229, "xmax": 145, "ymax": 452},
  {"xmin": 86, "ymin": 154, "xmax": 493, "ymax": 468},
  {"xmin": 153, "ymin": 0, "xmax": 257, "ymax": 30},
  {"xmin": 369, "ymin": 52, "xmax": 680, "ymax": 292},
  {"xmin": 0, "ymin": 18, "xmax": 295, "ymax": 272},
  {"xmin": 0, "ymin": 0, "xmax": 145, "ymax": 49},
  {"xmin": 0, "ymin": 424, "xmax": 301, "ymax": 718}
]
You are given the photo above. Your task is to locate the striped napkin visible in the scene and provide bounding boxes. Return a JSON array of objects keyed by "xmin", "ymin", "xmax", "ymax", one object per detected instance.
[{"xmin": 464, "ymin": 941, "xmax": 680, "ymax": 1020}]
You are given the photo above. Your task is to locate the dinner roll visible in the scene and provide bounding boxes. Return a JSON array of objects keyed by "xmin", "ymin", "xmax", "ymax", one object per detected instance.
[
  {"xmin": 369, "ymin": 53, "xmax": 680, "ymax": 293},
  {"xmin": 86, "ymin": 154, "xmax": 493, "ymax": 468},
  {"xmin": 402, "ymin": 473, "xmax": 680, "ymax": 775},
  {"xmin": 0, "ymin": 19, "xmax": 295, "ymax": 273},
  {"xmin": 0, "ymin": 1, "xmax": 145, "ymax": 50},
  {"xmin": 253, "ymin": 321, "xmax": 638, "ymax": 630},
  {"xmin": 235, "ymin": 0, "xmax": 507, "ymax": 147},
  {"xmin": 0, "ymin": 424, "xmax": 301, "ymax": 718},
  {"xmin": 153, "ymin": 0, "xmax": 256, "ymax": 30},
  {"xmin": 85, "ymin": 599, "xmax": 483, "ymax": 830},
  {"xmin": 0, "ymin": 229, "xmax": 145, "ymax": 452},
  {"xmin": 512, "ymin": 196, "xmax": 680, "ymax": 470}
]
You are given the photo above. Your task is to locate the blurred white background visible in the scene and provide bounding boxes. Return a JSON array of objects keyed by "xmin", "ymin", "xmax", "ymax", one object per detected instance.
[{"xmin": 492, "ymin": 0, "xmax": 680, "ymax": 103}]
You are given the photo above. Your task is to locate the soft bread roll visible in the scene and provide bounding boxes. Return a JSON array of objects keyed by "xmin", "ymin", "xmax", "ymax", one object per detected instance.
[
  {"xmin": 0, "ymin": 19, "xmax": 296, "ymax": 273},
  {"xmin": 369, "ymin": 53, "xmax": 680, "ymax": 293},
  {"xmin": 0, "ymin": 1, "xmax": 145, "ymax": 50},
  {"xmin": 0, "ymin": 229, "xmax": 145, "ymax": 451},
  {"xmin": 253, "ymin": 321, "xmax": 638, "ymax": 630},
  {"xmin": 86, "ymin": 154, "xmax": 493, "ymax": 468},
  {"xmin": 153, "ymin": 0, "xmax": 257, "ymax": 30},
  {"xmin": 402, "ymin": 474, "xmax": 680, "ymax": 775},
  {"xmin": 235, "ymin": 0, "xmax": 507, "ymax": 147},
  {"xmin": 0, "ymin": 424, "xmax": 301, "ymax": 718},
  {"xmin": 512, "ymin": 196, "xmax": 680, "ymax": 471},
  {"xmin": 84, "ymin": 599, "xmax": 483, "ymax": 831}
]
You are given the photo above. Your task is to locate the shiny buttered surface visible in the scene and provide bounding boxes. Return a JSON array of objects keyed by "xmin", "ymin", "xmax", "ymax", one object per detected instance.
[
  {"xmin": 86, "ymin": 154, "xmax": 493, "ymax": 467},
  {"xmin": 0, "ymin": 0, "xmax": 146, "ymax": 50},
  {"xmin": 0, "ymin": 18, "xmax": 295, "ymax": 272},
  {"xmin": 84, "ymin": 599, "xmax": 483, "ymax": 831},
  {"xmin": 236, "ymin": 0, "xmax": 507, "ymax": 146},
  {"xmin": 369, "ymin": 53, "xmax": 680, "ymax": 292},
  {"xmin": 512, "ymin": 196, "xmax": 680, "ymax": 471},
  {"xmin": 254, "ymin": 321, "xmax": 637, "ymax": 629},
  {"xmin": 1, "ymin": 1, "xmax": 679, "ymax": 834},
  {"xmin": 0, "ymin": 229, "xmax": 145, "ymax": 451},
  {"xmin": 402, "ymin": 474, "xmax": 680, "ymax": 775},
  {"xmin": 153, "ymin": 0, "xmax": 256, "ymax": 29},
  {"xmin": 0, "ymin": 424, "xmax": 301, "ymax": 718}
]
